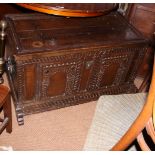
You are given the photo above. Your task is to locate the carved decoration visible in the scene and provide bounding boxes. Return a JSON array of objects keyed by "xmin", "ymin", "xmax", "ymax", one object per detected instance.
[
  {"xmin": 40, "ymin": 61, "xmax": 82, "ymax": 99},
  {"xmin": 12, "ymin": 46, "xmax": 147, "ymax": 118},
  {"xmin": 22, "ymin": 84, "xmax": 138, "ymax": 115}
]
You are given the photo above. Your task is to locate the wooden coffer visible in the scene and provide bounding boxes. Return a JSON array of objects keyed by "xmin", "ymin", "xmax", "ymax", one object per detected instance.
[{"xmin": 5, "ymin": 12, "xmax": 148, "ymax": 125}]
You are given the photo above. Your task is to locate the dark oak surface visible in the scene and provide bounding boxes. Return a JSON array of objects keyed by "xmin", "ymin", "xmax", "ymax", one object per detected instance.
[
  {"xmin": 5, "ymin": 12, "xmax": 149, "ymax": 125},
  {"xmin": 5, "ymin": 12, "xmax": 145, "ymax": 55}
]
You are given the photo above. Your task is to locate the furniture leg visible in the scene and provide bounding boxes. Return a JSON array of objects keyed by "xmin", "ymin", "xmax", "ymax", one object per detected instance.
[{"xmin": 3, "ymin": 92, "xmax": 12, "ymax": 133}]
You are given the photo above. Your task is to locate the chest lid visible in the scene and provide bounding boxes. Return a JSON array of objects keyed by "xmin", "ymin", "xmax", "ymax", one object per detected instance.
[{"xmin": 5, "ymin": 12, "xmax": 147, "ymax": 55}]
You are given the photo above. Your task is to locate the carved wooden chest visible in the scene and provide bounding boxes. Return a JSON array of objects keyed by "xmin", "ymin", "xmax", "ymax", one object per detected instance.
[{"xmin": 5, "ymin": 12, "xmax": 148, "ymax": 125}]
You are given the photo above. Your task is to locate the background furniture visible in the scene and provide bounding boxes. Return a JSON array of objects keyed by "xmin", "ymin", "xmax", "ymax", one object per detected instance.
[
  {"xmin": 0, "ymin": 4, "xmax": 33, "ymax": 20},
  {"xmin": 125, "ymin": 4, "xmax": 155, "ymax": 90},
  {"xmin": 0, "ymin": 85, "xmax": 12, "ymax": 134},
  {"xmin": 16, "ymin": 3, "xmax": 118, "ymax": 17}
]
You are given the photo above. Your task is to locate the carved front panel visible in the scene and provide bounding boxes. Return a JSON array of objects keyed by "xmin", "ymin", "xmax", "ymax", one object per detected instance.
[
  {"xmin": 15, "ymin": 47, "xmax": 145, "ymax": 104},
  {"xmin": 79, "ymin": 51, "xmax": 95, "ymax": 92},
  {"xmin": 87, "ymin": 48, "xmax": 135, "ymax": 91},
  {"xmin": 15, "ymin": 51, "xmax": 92, "ymax": 104},
  {"xmin": 16, "ymin": 63, "xmax": 37, "ymax": 103},
  {"xmin": 38, "ymin": 53, "xmax": 83, "ymax": 100},
  {"xmin": 12, "ymin": 46, "xmax": 146, "ymax": 116}
]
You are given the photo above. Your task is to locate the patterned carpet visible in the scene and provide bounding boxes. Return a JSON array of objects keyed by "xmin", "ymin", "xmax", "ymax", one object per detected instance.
[{"xmin": 0, "ymin": 99, "xmax": 97, "ymax": 150}]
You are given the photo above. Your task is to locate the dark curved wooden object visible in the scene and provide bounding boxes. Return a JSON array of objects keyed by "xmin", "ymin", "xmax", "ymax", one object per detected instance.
[
  {"xmin": 0, "ymin": 85, "xmax": 12, "ymax": 134},
  {"xmin": 112, "ymin": 55, "xmax": 155, "ymax": 151},
  {"xmin": 17, "ymin": 3, "xmax": 118, "ymax": 17}
]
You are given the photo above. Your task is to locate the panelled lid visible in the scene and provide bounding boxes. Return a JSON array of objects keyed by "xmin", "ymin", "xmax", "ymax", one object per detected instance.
[{"xmin": 5, "ymin": 12, "xmax": 147, "ymax": 54}]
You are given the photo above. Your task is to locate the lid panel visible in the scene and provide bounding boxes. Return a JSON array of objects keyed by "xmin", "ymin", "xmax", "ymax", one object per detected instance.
[{"xmin": 5, "ymin": 12, "xmax": 145, "ymax": 54}]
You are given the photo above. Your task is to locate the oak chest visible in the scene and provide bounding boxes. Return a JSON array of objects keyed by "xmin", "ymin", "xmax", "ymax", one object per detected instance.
[{"xmin": 5, "ymin": 12, "xmax": 148, "ymax": 125}]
